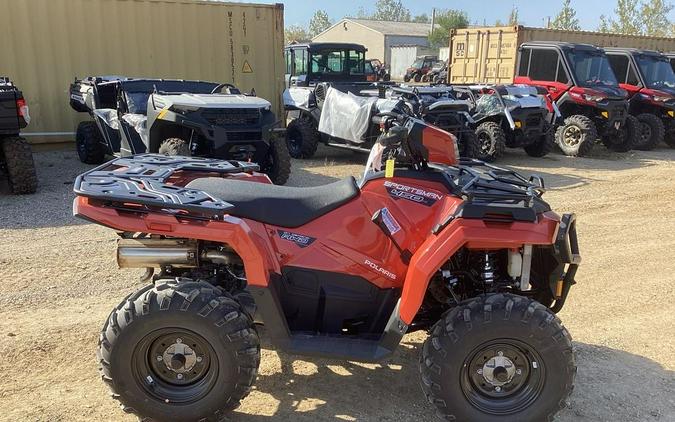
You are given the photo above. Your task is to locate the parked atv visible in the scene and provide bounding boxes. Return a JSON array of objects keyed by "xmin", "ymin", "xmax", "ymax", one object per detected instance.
[
  {"xmin": 404, "ymin": 55, "xmax": 438, "ymax": 83},
  {"xmin": 366, "ymin": 59, "xmax": 391, "ymax": 82},
  {"xmin": 75, "ymin": 104, "xmax": 579, "ymax": 421},
  {"xmin": 429, "ymin": 60, "xmax": 449, "ymax": 84},
  {"xmin": 469, "ymin": 84, "xmax": 560, "ymax": 161},
  {"xmin": 386, "ymin": 85, "xmax": 480, "ymax": 158},
  {"xmin": 0, "ymin": 77, "xmax": 37, "ymax": 194},
  {"xmin": 605, "ymin": 48, "xmax": 675, "ymax": 149},
  {"xmin": 516, "ymin": 42, "xmax": 636, "ymax": 156},
  {"xmin": 69, "ymin": 76, "xmax": 290, "ymax": 184}
]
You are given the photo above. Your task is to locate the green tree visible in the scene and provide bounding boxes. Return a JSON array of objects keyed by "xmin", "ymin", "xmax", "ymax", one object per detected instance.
[
  {"xmin": 603, "ymin": 0, "xmax": 643, "ymax": 34},
  {"xmin": 598, "ymin": 14, "xmax": 611, "ymax": 32},
  {"xmin": 308, "ymin": 10, "xmax": 332, "ymax": 38},
  {"xmin": 551, "ymin": 0, "xmax": 581, "ymax": 30},
  {"xmin": 641, "ymin": 0, "xmax": 673, "ymax": 36},
  {"xmin": 285, "ymin": 25, "xmax": 310, "ymax": 44},
  {"xmin": 371, "ymin": 0, "xmax": 411, "ymax": 21},
  {"xmin": 428, "ymin": 9, "xmax": 469, "ymax": 48},
  {"xmin": 412, "ymin": 13, "xmax": 431, "ymax": 23},
  {"xmin": 508, "ymin": 6, "xmax": 519, "ymax": 25}
]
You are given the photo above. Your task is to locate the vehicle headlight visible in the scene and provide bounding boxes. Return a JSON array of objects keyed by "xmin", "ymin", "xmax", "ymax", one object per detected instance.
[
  {"xmin": 170, "ymin": 105, "xmax": 199, "ymax": 115},
  {"xmin": 582, "ymin": 93, "xmax": 605, "ymax": 102}
]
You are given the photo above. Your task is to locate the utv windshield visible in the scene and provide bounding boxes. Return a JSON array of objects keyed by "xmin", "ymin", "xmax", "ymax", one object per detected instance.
[
  {"xmin": 411, "ymin": 59, "xmax": 424, "ymax": 69},
  {"xmin": 636, "ymin": 55, "xmax": 675, "ymax": 89},
  {"xmin": 566, "ymin": 50, "xmax": 619, "ymax": 87},
  {"xmin": 310, "ymin": 49, "xmax": 365, "ymax": 76}
]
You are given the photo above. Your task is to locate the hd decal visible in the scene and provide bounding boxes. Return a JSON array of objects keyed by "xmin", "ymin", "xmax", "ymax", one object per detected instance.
[
  {"xmin": 383, "ymin": 181, "xmax": 443, "ymax": 206},
  {"xmin": 277, "ymin": 230, "xmax": 316, "ymax": 248}
]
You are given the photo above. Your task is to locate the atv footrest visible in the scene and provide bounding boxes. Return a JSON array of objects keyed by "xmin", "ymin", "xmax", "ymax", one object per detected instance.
[{"xmin": 73, "ymin": 154, "xmax": 259, "ymax": 218}]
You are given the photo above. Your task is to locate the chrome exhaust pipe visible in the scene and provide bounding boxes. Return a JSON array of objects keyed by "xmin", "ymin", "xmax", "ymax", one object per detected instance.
[{"xmin": 117, "ymin": 238, "xmax": 198, "ymax": 269}]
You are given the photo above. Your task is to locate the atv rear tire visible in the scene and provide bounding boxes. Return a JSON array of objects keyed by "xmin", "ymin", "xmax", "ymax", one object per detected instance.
[
  {"xmin": 404, "ymin": 74, "xmax": 412, "ymax": 83},
  {"xmin": 634, "ymin": 113, "xmax": 664, "ymax": 151},
  {"xmin": 602, "ymin": 115, "xmax": 638, "ymax": 152},
  {"xmin": 76, "ymin": 121, "xmax": 106, "ymax": 164},
  {"xmin": 555, "ymin": 115, "xmax": 596, "ymax": 157},
  {"xmin": 98, "ymin": 279, "xmax": 260, "ymax": 422},
  {"xmin": 421, "ymin": 74, "xmax": 430, "ymax": 83},
  {"xmin": 475, "ymin": 121, "xmax": 506, "ymax": 162},
  {"xmin": 286, "ymin": 117, "xmax": 319, "ymax": 159},
  {"xmin": 414, "ymin": 73, "xmax": 422, "ymax": 83},
  {"xmin": 261, "ymin": 135, "xmax": 291, "ymax": 185},
  {"xmin": 159, "ymin": 138, "xmax": 190, "ymax": 156},
  {"xmin": 420, "ymin": 293, "xmax": 575, "ymax": 422},
  {"xmin": 523, "ymin": 122, "xmax": 556, "ymax": 158},
  {"xmin": 458, "ymin": 130, "xmax": 481, "ymax": 159},
  {"xmin": 1, "ymin": 136, "xmax": 37, "ymax": 194}
]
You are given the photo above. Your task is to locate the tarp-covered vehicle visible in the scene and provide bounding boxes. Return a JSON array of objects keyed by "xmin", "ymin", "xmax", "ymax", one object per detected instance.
[
  {"xmin": 0, "ymin": 77, "xmax": 37, "ymax": 194},
  {"xmin": 69, "ymin": 77, "xmax": 290, "ymax": 184},
  {"xmin": 470, "ymin": 84, "xmax": 560, "ymax": 161}
]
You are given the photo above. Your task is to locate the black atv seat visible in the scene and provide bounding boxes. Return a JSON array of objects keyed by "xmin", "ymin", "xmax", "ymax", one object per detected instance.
[{"xmin": 185, "ymin": 177, "xmax": 360, "ymax": 228}]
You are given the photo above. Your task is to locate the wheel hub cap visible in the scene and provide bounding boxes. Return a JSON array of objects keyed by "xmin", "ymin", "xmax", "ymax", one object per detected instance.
[
  {"xmin": 481, "ymin": 353, "xmax": 516, "ymax": 387},
  {"xmin": 162, "ymin": 338, "xmax": 197, "ymax": 374},
  {"xmin": 563, "ymin": 125, "xmax": 581, "ymax": 146}
]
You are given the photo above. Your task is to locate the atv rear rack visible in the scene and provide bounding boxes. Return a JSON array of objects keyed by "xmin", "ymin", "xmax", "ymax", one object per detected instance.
[{"xmin": 74, "ymin": 154, "xmax": 259, "ymax": 218}]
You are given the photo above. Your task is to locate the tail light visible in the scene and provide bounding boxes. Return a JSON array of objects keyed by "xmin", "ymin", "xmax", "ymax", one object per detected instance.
[{"xmin": 16, "ymin": 98, "xmax": 31, "ymax": 124}]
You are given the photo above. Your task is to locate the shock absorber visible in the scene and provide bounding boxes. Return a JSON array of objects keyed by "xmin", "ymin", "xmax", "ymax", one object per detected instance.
[{"xmin": 471, "ymin": 251, "xmax": 500, "ymax": 286}]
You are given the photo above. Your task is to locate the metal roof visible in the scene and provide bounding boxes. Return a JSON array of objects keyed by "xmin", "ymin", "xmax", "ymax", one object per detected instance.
[{"xmin": 316, "ymin": 18, "xmax": 435, "ymax": 38}]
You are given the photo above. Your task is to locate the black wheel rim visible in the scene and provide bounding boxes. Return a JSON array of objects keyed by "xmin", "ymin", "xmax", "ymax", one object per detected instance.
[
  {"xmin": 478, "ymin": 132, "xmax": 492, "ymax": 154},
  {"xmin": 640, "ymin": 123, "xmax": 652, "ymax": 143},
  {"xmin": 132, "ymin": 328, "xmax": 218, "ymax": 404},
  {"xmin": 460, "ymin": 339, "xmax": 545, "ymax": 416},
  {"xmin": 286, "ymin": 127, "xmax": 302, "ymax": 157}
]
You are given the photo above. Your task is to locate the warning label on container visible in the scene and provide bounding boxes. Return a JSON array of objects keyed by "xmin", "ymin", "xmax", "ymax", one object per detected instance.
[{"xmin": 242, "ymin": 60, "xmax": 253, "ymax": 73}]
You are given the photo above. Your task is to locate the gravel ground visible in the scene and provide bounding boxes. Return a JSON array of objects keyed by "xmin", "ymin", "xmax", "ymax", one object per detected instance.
[{"xmin": 0, "ymin": 145, "xmax": 674, "ymax": 421}]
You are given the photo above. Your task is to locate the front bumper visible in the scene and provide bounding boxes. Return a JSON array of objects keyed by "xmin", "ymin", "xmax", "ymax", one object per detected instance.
[
  {"xmin": 594, "ymin": 100, "xmax": 629, "ymax": 133},
  {"xmin": 550, "ymin": 213, "xmax": 581, "ymax": 313}
]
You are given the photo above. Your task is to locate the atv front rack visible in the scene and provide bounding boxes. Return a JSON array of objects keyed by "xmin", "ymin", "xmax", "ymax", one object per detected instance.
[
  {"xmin": 430, "ymin": 160, "xmax": 548, "ymax": 232},
  {"xmin": 74, "ymin": 154, "xmax": 259, "ymax": 218}
]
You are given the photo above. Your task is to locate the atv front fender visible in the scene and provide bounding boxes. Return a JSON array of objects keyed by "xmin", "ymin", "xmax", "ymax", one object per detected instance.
[{"xmin": 398, "ymin": 213, "xmax": 560, "ymax": 325}]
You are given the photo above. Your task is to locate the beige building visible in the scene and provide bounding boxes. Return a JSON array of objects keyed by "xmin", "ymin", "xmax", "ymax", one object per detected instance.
[{"xmin": 312, "ymin": 19, "xmax": 435, "ymax": 66}]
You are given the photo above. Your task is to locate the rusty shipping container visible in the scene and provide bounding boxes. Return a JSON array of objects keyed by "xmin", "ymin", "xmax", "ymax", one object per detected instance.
[
  {"xmin": 0, "ymin": 0, "xmax": 285, "ymax": 145},
  {"xmin": 449, "ymin": 25, "xmax": 675, "ymax": 85}
]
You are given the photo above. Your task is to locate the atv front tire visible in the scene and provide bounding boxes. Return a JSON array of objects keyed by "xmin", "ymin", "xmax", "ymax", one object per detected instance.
[
  {"xmin": 414, "ymin": 73, "xmax": 422, "ymax": 83},
  {"xmin": 286, "ymin": 117, "xmax": 319, "ymax": 159},
  {"xmin": 1, "ymin": 136, "xmax": 37, "ymax": 194},
  {"xmin": 602, "ymin": 114, "xmax": 638, "ymax": 153},
  {"xmin": 76, "ymin": 121, "xmax": 106, "ymax": 164},
  {"xmin": 555, "ymin": 115, "xmax": 596, "ymax": 157},
  {"xmin": 634, "ymin": 113, "xmax": 664, "ymax": 151},
  {"xmin": 159, "ymin": 138, "xmax": 190, "ymax": 156},
  {"xmin": 475, "ymin": 121, "xmax": 506, "ymax": 162},
  {"xmin": 523, "ymin": 122, "xmax": 556, "ymax": 158},
  {"xmin": 262, "ymin": 135, "xmax": 291, "ymax": 185},
  {"xmin": 98, "ymin": 279, "xmax": 260, "ymax": 422},
  {"xmin": 420, "ymin": 293, "xmax": 575, "ymax": 422}
]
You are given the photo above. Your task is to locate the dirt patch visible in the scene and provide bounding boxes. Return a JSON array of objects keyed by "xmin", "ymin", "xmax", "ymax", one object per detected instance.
[{"xmin": 0, "ymin": 146, "xmax": 674, "ymax": 421}]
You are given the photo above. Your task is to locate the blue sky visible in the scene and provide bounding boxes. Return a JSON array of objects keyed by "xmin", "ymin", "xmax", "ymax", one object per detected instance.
[{"xmin": 229, "ymin": 0, "xmax": 675, "ymax": 30}]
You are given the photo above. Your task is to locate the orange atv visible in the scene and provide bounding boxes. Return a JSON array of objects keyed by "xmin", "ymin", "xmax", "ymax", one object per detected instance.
[{"xmin": 74, "ymin": 111, "xmax": 579, "ymax": 421}]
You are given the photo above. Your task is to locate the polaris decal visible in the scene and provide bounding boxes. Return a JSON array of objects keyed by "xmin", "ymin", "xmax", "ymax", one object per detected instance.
[
  {"xmin": 380, "ymin": 207, "xmax": 401, "ymax": 235},
  {"xmin": 364, "ymin": 259, "xmax": 397, "ymax": 280},
  {"xmin": 383, "ymin": 181, "xmax": 443, "ymax": 206},
  {"xmin": 277, "ymin": 230, "xmax": 316, "ymax": 248}
]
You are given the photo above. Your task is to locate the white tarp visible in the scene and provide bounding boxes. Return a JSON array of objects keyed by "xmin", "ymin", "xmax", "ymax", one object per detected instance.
[
  {"xmin": 318, "ymin": 87, "xmax": 399, "ymax": 144},
  {"xmin": 282, "ymin": 87, "xmax": 312, "ymax": 110},
  {"xmin": 93, "ymin": 108, "xmax": 119, "ymax": 129},
  {"xmin": 121, "ymin": 113, "xmax": 148, "ymax": 144}
]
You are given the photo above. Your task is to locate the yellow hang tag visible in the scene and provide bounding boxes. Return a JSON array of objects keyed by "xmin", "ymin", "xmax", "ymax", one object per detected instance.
[{"xmin": 385, "ymin": 158, "xmax": 395, "ymax": 178}]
